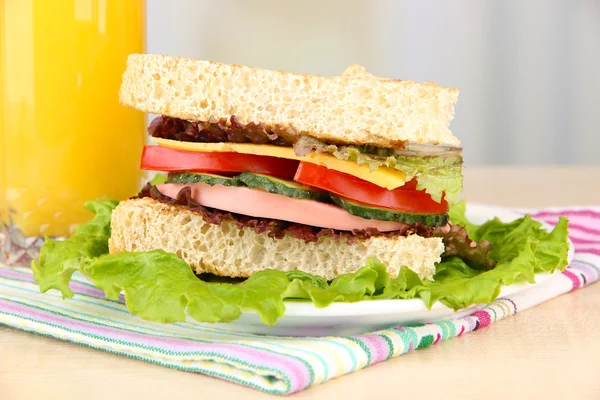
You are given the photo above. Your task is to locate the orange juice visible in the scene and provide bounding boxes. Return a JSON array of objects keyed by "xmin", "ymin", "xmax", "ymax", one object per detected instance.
[{"xmin": 0, "ymin": 0, "xmax": 145, "ymax": 242}]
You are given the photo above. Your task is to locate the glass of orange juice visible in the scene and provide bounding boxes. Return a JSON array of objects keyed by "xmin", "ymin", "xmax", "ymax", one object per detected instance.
[{"xmin": 0, "ymin": 0, "xmax": 146, "ymax": 265}]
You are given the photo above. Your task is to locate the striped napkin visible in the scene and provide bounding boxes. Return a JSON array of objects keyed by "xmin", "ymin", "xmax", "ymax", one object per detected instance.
[{"xmin": 0, "ymin": 207, "xmax": 598, "ymax": 395}]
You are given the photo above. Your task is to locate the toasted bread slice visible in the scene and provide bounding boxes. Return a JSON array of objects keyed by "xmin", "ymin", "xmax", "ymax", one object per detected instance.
[
  {"xmin": 120, "ymin": 54, "xmax": 460, "ymax": 148},
  {"xmin": 109, "ymin": 198, "xmax": 444, "ymax": 281}
]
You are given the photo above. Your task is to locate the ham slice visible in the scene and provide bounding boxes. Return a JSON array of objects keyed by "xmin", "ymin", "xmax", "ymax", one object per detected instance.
[{"xmin": 157, "ymin": 183, "xmax": 408, "ymax": 232}]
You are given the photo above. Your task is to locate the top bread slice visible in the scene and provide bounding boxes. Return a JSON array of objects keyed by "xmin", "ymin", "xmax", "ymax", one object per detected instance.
[
  {"xmin": 341, "ymin": 63, "xmax": 377, "ymax": 79},
  {"xmin": 341, "ymin": 63, "xmax": 442, "ymax": 87},
  {"xmin": 120, "ymin": 54, "xmax": 460, "ymax": 148}
]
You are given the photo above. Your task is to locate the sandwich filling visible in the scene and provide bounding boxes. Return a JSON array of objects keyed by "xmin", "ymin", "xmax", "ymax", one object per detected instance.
[
  {"xmin": 148, "ymin": 115, "xmax": 464, "ymax": 202},
  {"xmin": 137, "ymin": 115, "xmax": 493, "ymax": 267},
  {"xmin": 141, "ymin": 115, "xmax": 459, "ymax": 230},
  {"xmin": 138, "ymin": 183, "xmax": 439, "ymax": 243}
]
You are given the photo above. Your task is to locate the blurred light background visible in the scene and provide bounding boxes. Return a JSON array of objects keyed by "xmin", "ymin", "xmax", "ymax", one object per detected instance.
[{"xmin": 147, "ymin": 0, "xmax": 600, "ymax": 165}]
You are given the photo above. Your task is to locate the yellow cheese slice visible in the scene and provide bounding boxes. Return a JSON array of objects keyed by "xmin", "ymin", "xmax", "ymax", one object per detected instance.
[{"xmin": 151, "ymin": 138, "xmax": 407, "ymax": 190}]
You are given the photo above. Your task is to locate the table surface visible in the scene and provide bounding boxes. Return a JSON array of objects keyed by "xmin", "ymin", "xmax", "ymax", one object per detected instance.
[{"xmin": 1, "ymin": 166, "xmax": 600, "ymax": 400}]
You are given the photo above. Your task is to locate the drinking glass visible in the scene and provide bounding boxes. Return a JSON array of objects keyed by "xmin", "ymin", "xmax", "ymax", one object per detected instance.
[{"xmin": 0, "ymin": 0, "xmax": 146, "ymax": 265}]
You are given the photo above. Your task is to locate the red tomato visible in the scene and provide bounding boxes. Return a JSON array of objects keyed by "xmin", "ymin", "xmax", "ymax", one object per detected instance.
[
  {"xmin": 294, "ymin": 162, "xmax": 448, "ymax": 214},
  {"xmin": 141, "ymin": 146, "xmax": 300, "ymax": 179}
]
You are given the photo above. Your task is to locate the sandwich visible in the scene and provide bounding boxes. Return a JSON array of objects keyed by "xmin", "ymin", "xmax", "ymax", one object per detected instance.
[
  {"xmin": 110, "ymin": 54, "xmax": 465, "ymax": 281},
  {"xmin": 32, "ymin": 54, "xmax": 570, "ymax": 326}
]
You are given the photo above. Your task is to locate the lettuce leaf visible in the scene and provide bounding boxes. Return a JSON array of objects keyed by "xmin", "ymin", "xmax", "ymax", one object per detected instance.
[
  {"xmin": 292, "ymin": 135, "xmax": 463, "ymax": 203},
  {"xmin": 435, "ymin": 224, "xmax": 493, "ymax": 270},
  {"xmin": 87, "ymin": 250, "xmax": 288, "ymax": 324},
  {"xmin": 391, "ymin": 155, "xmax": 463, "ymax": 203},
  {"xmin": 31, "ymin": 200, "xmax": 118, "ymax": 297},
  {"xmin": 149, "ymin": 173, "xmax": 168, "ymax": 185},
  {"xmin": 32, "ymin": 200, "xmax": 570, "ymax": 325},
  {"xmin": 448, "ymin": 199, "xmax": 480, "ymax": 236},
  {"xmin": 283, "ymin": 260, "xmax": 391, "ymax": 305}
]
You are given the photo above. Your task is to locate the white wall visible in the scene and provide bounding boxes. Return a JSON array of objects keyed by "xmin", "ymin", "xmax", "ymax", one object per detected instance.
[{"xmin": 147, "ymin": 0, "xmax": 600, "ymax": 165}]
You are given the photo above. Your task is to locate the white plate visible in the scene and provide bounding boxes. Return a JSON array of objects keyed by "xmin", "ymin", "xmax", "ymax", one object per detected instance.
[{"xmin": 192, "ymin": 204, "xmax": 574, "ymax": 336}]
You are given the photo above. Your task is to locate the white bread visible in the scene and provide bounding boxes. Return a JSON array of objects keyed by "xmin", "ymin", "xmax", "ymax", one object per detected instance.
[
  {"xmin": 119, "ymin": 54, "xmax": 460, "ymax": 148},
  {"xmin": 341, "ymin": 63, "xmax": 377, "ymax": 79},
  {"xmin": 341, "ymin": 63, "xmax": 441, "ymax": 87},
  {"xmin": 108, "ymin": 198, "xmax": 444, "ymax": 281}
]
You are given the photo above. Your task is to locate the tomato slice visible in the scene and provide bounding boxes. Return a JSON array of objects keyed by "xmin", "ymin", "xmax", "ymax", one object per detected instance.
[
  {"xmin": 141, "ymin": 145, "xmax": 300, "ymax": 179},
  {"xmin": 294, "ymin": 162, "xmax": 448, "ymax": 214}
]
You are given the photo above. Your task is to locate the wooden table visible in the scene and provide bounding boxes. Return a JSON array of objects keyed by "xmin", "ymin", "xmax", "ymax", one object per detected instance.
[{"xmin": 1, "ymin": 166, "xmax": 599, "ymax": 400}]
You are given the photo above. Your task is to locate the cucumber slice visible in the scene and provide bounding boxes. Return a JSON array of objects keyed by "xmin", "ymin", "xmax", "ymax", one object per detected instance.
[
  {"xmin": 237, "ymin": 173, "xmax": 328, "ymax": 201},
  {"xmin": 165, "ymin": 172, "xmax": 328, "ymax": 201},
  {"xmin": 330, "ymin": 196, "xmax": 448, "ymax": 226},
  {"xmin": 166, "ymin": 172, "xmax": 239, "ymax": 186}
]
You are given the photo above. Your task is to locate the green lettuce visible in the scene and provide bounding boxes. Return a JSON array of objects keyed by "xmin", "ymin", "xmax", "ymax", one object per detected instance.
[
  {"xmin": 32, "ymin": 200, "xmax": 118, "ymax": 297},
  {"xmin": 335, "ymin": 150, "xmax": 463, "ymax": 203},
  {"xmin": 447, "ymin": 200, "xmax": 480, "ymax": 237},
  {"xmin": 293, "ymin": 136, "xmax": 463, "ymax": 203},
  {"xmin": 32, "ymin": 200, "xmax": 569, "ymax": 325},
  {"xmin": 390, "ymin": 155, "xmax": 463, "ymax": 203},
  {"xmin": 149, "ymin": 173, "xmax": 168, "ymax": 185}
]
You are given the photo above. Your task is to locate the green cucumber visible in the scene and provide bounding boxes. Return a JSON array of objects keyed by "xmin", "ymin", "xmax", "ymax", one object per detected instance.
[
  {"xmin": 237, "ymin": 173, "xmax": 328, "ymax": 201},
  {"xmin": 166, "ymin": 172, "xmax": 239, "ymax": 186},
  {"xmin": 165, "ymin": 172, "xmax": 328, "ymax": 201},
  {"xmin": 330, "ymin": 195, "xmax": 448, "ymax": 226}
]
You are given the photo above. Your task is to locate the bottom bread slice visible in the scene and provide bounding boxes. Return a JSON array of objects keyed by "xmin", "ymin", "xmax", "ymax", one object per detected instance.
[{"xmin": 108, "ymin": 198, "xmax": 445, "ymax": 281}]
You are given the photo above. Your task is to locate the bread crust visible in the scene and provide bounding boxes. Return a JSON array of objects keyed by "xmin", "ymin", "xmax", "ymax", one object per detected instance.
[
  {"xmin": 119, "ymin": 54, "xmax": 460, "ymax": 148},
  {"xmin": 109, "ymin": 198, "xmax": 444, "ymax": 281}
]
